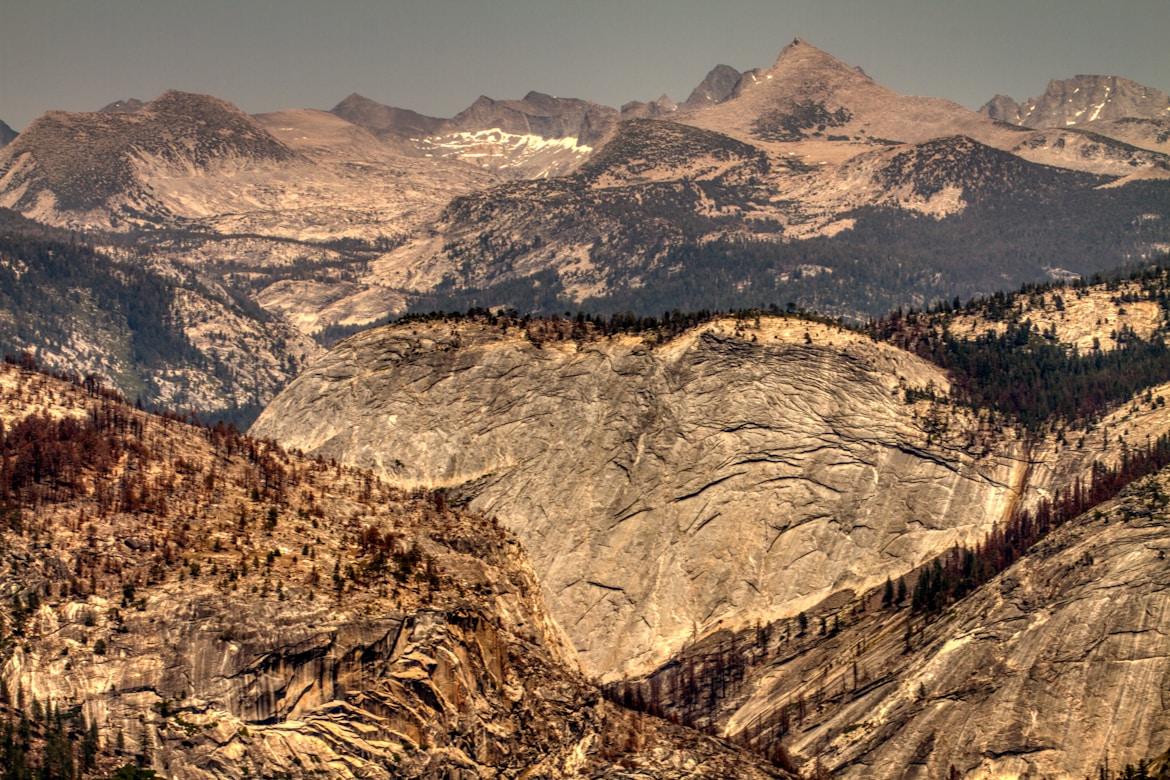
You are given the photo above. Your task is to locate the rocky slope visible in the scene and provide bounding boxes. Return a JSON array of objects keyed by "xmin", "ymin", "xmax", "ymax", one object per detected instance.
[
  {"xmin": 0, "ymin": 90, "xmax": 298, "ymax": 228},
  {"xmin": 251, "ymin": 275, "xmax": 1170, "ymax": 725},
  {"xmin": 945, "ymin": 278, "xmax": 1166, "ymax": 352},
  {"xmin": 0, "ymin": 208, "xmax": 324, "ymax": 416},
  {"xmin": 366, "ymin": 117, "xmax": 780, "ymax": 303},
  {"xmin": 0, "ymin": 362, "xmax": 789, "ymax": 780},
  {"xmin": 365, "ymin": 123, "xmax": 1164, "ymax": 320},
  {"xmin": 250, "ymin": 314, "xmax": 1036, "ymax": 681},
  {"xmin": 817, "ymin": 468, "xmax": 1170, "ymax": 779}
]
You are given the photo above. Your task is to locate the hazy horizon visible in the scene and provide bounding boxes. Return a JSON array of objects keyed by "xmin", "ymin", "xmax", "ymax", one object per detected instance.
[{"xmin": 1, "ymin": 0, "xmax": 1167, "ymax": 132}]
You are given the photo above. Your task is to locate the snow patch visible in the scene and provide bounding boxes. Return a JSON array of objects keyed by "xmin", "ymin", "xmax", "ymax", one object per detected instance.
[{"xmin": 418, "ymin": 128, "xmax": 592, "ymax": 177}]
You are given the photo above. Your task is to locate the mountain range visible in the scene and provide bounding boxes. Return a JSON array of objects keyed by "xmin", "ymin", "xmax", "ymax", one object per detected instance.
[
  {"xmin": 0, "ymin": 40, "xmax": 1167, "ymax": 417},
  {"xmin": 2, "ymin": 36, "xmax": 1170, "ymax": 780}
]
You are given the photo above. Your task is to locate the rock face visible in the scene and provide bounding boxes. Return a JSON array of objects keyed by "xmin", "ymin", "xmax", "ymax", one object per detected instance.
[
  {"xmin": 611, "ymin": 452, "xmax": 1170, "ymax": 778},
  {"xmin": 0, "ymin": 363, "xmax": 789, "ymax": 780},
  {"xmin": 251, "ymin": 316, "xmax": 1030, "ymax": 681},
  {"xmin": 981, "ymin": 76, "xmax": 1170, "ymax": 127}
]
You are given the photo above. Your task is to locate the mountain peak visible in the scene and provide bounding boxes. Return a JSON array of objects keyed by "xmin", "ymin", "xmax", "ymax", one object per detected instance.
[
  {"xmin": 330, "ymin": 93, "xmax": 444, "ymax": 138},
  {"xmin": 0, "ymin": 119, "xmax": 16, "ymax": 148},
  {"xmin": 682, "ymin": 64, "xmax": 742, "ymax": 109},
  {"xmin": 334, "ymin": 92, "xmax": 375, "ymax": 108},
  {"xmin": 0, "ymin": 90, "xmax": 294, "ymax": 221},
  {"xmin": 770, "ymin": 36, "xmax": 873, "ymax": 83},
  {"xmin": 145, "ymin": 89, "xmax": 245, "ymax": 117}
]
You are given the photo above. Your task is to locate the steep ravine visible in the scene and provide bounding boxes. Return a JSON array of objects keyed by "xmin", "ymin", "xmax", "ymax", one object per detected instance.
[{"xmin": 252, "ymin": 317, "xmax": 1035, "ymax": 681}]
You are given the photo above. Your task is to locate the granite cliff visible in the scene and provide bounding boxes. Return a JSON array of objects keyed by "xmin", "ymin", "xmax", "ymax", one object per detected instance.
[{"xmin": 251, "ymin": 315, "xmax": 1034, "ymax": 680}]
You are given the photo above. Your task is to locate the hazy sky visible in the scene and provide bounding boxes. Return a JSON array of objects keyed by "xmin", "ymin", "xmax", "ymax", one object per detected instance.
[{"xmin": 1, "ymin": 0, "xmax": 1166, "ymax": 131}]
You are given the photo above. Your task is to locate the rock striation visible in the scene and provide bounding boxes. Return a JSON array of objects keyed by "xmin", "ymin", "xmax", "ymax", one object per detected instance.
[
  {"xmin": 251, "ymin": 316, "xmax": 1031, "ymax": 681},
  {"xmin": 610, "ymin": 454, "xmax": 1170, "ymax": 778}
]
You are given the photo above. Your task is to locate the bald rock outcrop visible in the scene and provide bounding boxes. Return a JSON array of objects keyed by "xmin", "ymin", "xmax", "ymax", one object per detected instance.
[{"xmin": 252, "ymin": 316, "xmax": 1031, "ymax": 680}]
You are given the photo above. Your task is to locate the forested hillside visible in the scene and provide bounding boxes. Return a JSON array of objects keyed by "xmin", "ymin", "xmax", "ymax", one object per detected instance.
[
  {"xmin": 0, "ymin": 362, "xmax": 788, "ymax": 779},
  {"xmin": 870, "ymin": 255, "xmax": 1170, "ymax": 427},
  {"xmin": 408, "ymin": 176, "xmax": 1170, "ymax": 320},
  {"xmin": 0, "ymin": 209, "xmax": 316, "ymax": 423}
]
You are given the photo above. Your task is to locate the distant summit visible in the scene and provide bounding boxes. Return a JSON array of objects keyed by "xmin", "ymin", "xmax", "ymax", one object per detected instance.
[
  {"xmin": 447, "ymin": 91, "xmax": 617, "ymax": 146},
  {"xmin": 0, "ymin": 90, "xmax": 295, "ymax": 224},
  {"xmin": 683, "ymin": 36, "xmax": 1005, "ymax": 148},
  {"xmin": 0, "ymin": 119, "xmax": 16, "ymax": 148},
  {"xmin": 682, "ymin": 64, "xmax": 743, "ymax": 110},
  {"xmin": 981, "ymin": 76, "xmax": 1170, "ymax": 127},
  {"xmin": 329, "ymin": 93, "xmax": 444, "ymax": 140}
]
